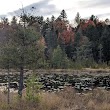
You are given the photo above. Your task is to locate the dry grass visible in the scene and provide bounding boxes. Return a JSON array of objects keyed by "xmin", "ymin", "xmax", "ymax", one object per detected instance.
[{"xmin": 0, "ymin": 87, "xmax": 110, "ymax": 110}]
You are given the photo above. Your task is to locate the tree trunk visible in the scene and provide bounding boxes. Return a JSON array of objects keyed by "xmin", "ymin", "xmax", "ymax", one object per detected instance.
[
  {"xmin": 18, "ymin": 66, "xmax": 24, "ymax": 97},
  {"xmin": 7, "ymin": 67, "xmax": 10, "ymax": 104}
]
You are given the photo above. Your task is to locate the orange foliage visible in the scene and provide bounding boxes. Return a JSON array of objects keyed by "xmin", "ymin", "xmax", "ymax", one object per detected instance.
[
  {"xmin": 58, "ymin": 29, "xmax": 74, "ymax": 44},
  {"xmin": 55, "ymin": 20, "xmax": 67, "ymax": 32},
  {"xmin": 54, "ymin": 19, "xmax": 75, "ymax": 45},
  {"xmin": 38, "ymin": 36, "xmax": 46, "ymax": 47}
]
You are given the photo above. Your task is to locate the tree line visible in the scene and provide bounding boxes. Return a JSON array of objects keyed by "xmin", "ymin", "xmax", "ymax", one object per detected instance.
[
  {"xmin": 0, "ymin": 9, "xmax": 110, "ymax": 97},
  {"xmin": 0, "ymin": 10, "xmax": 110, "ymax": 69}
]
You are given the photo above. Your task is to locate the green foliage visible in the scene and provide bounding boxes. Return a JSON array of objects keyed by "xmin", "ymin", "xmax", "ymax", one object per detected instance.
[
  {"xmin": 26, "ymin": 74, "xmax": 42, "ymax": 102},
  {"xmin": 0, "ymin": 22, "xmax": 42, "ymax": 97},
  {"xmin": 76, "ymin": 37, "xmax": 93, "ymax": 59},
  {"xmin": 44, "ymin": 29, "xmax": 57, "ymax": 49},
  {"xmin": 51, "ymin": 45, "xmax": 70, "ymax": 69},
  {"xmin": 0, "ymin": 43, "xmax": 16, "ymax": 69},
  {"xmin": 101, "ymin": 25, "xmax": 110, "ymax": 64},
  {"xmin": 35, "ymin": 42, "xmax": 49, "ymax": 69},
  {"xmin": 0, "ymin": 12, "xmax": 110, "ymax": 70},
  {"xmin": 0, "ymin": 24, "xmax": 42, "ymax": 70},
  {"xmin": 73, "ymin": 35, "xmax": 96, "ymax": 68},
  {"xmin": 86, "ymin": 25, "xmax": 97, "ymax": 42}
]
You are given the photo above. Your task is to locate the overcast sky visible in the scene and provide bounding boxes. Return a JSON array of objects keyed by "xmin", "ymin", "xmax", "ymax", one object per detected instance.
[{"xmin": 0, "ymin": 0, "xmax": 110, "ymax": 21}]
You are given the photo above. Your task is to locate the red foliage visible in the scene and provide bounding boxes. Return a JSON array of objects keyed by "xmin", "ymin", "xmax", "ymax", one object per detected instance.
[
  {"xmin": 80, "ymin": 20, "xmax": 95, "ymax": 31},
  {"xmin": 58, "ymin": 29, "xmax": 74, "ymax": 44},
  {"xmin": 54, "ymin": 19, "xmax": 75, "ymax": 44}
]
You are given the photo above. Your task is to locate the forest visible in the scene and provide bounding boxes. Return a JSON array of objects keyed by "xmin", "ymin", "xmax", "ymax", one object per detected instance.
[
  {"xmin": 0, "ymin": 9, "xmax": 110, "ymax": 110},
  {"xmin": 0, "ymin": 9, "xmax": 110, "ymax": 71}
]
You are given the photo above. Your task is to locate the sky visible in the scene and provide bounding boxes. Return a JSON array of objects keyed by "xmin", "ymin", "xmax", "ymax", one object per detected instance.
[{"xmin": 0, "ymin": 0, "xmax": 110, "ymax": 21}]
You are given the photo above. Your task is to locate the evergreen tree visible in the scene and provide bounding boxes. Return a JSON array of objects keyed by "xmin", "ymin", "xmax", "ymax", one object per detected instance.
[
  {"xmin": 101, "ymin": 25, "xmax": 110, "ymax": 65},
  {"xmin": 73, "ymin": 32, "xmax": 94, "ymax": 67},
  {"xmin": 75, "ymin": 12, "xmax": 80, "ymax": 25},
  {"xmin": 86, "ymin": 25, "xmax": 100, "ymax": 62},
  {"xmin": 11, "ymin": 16, "xmax": 17, "ymax": 29},
  {"xmin": 59, "ymin": 9, "xmax": 67, "ymax": 21},
  {"xmin": 51, "ymin": 45, "xmax": 69, "ymax": 68},
  {"xmin": 46, "ymin": 17, "xmax": 50, "ymax": 24},
  {"xmin": 0, "ymin": 20, "xmax": 41, "ymax": 97},
  {"xmin": 11, "ymin": 16, "xmax": 17, "ymax": 25},
  {"xmin": 98, "ymin": 44, "xmax": 103, "ymax": 63},
  {"xmin": 1, "ymin": 17, "xmax": 9, "ymax": 28},
  {"xmin": 43, "ymin": 26, "xmax": 58, "ymax": 59},
  {"xmin": 51, "ymin": 15, "xmax": 55, "ymax": 23},
  {"xmin": 76, "ymin": 37, "xmax": 93, "ymax": 62},
  {"xmin": 90, "ymin": 15, "xmax": 95, "ymax": 21}
]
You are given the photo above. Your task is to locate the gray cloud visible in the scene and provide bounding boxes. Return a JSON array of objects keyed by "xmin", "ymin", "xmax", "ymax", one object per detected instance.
[
  {"xmin": 78, "ymin": 0, "xmax": 110, "ymax": 8},
  {"xmin": 0, "ymin": 14, "xmax": 6, "ymax": 18},
  {"xmin": 97, "ymin": 13, "xmax": 110, "ymax": 18},
  {"xmin": 0, "ymin": 0, "xmax": 59, "ymax": 18},
  {"xmin": 83, "ymin": 12, "xmax": 110, "ymax": 19}
]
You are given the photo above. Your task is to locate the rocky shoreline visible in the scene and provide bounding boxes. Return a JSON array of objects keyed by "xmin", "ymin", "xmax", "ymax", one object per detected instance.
[{"xmin": 0, "ymin": 69, "xmax": 110, "ymax": 93}]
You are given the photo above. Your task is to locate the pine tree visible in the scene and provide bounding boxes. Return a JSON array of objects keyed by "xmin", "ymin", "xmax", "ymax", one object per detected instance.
[
  {"xmin": 51, "ymin": 45, "xmax": 69, "ymax": 68},
  {"xmin": 11, "ymin": 16, "xmax": 17, "ymax": 25},
  {"xmin": 1, "ymin": 17, "xmax": 9, "ymax": 28},
  {"xmin": 59, "ymin": 9, "xmax": 67, "ymax": 21},
  {"xmin": 51, "ymin": 15, "xmax": 55, "ymax": 23},
  {"xmin": 75, "ymin": 36, "xmax": 94, "ymax": 67},
  {"xmin": 90, "ymin": 15, "xmax": 95, "ymax": 21},
  {"xmin": 101, "ymin": 25, "xmax": 110, "ymax": 65},
  {"xmin": 75, "ymin": 12, "xmax": 80, "ymax": 25},
  {"xmin": 46, "ymin": 17, "xmax": 50, "ymax": 24},
  {"xmin": 0, "ymin": 19, "xmax": 41, "ymax": 97}
]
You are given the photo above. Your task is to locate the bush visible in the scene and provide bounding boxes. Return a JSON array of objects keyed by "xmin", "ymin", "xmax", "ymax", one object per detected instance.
[{"xmin": 25, "ymin": 74, "xmax": 42, "ymax": 102}]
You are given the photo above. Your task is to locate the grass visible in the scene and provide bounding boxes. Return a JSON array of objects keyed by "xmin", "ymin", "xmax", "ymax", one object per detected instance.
[{"xmin": 0, "ymin": 87, "xmax": 110, "ymax": 110}]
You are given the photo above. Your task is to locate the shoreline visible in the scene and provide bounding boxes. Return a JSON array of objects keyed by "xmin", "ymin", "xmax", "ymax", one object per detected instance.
[{"xmin": 0, "ymin": 68, "xmax": 110, "ymax": 76}]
